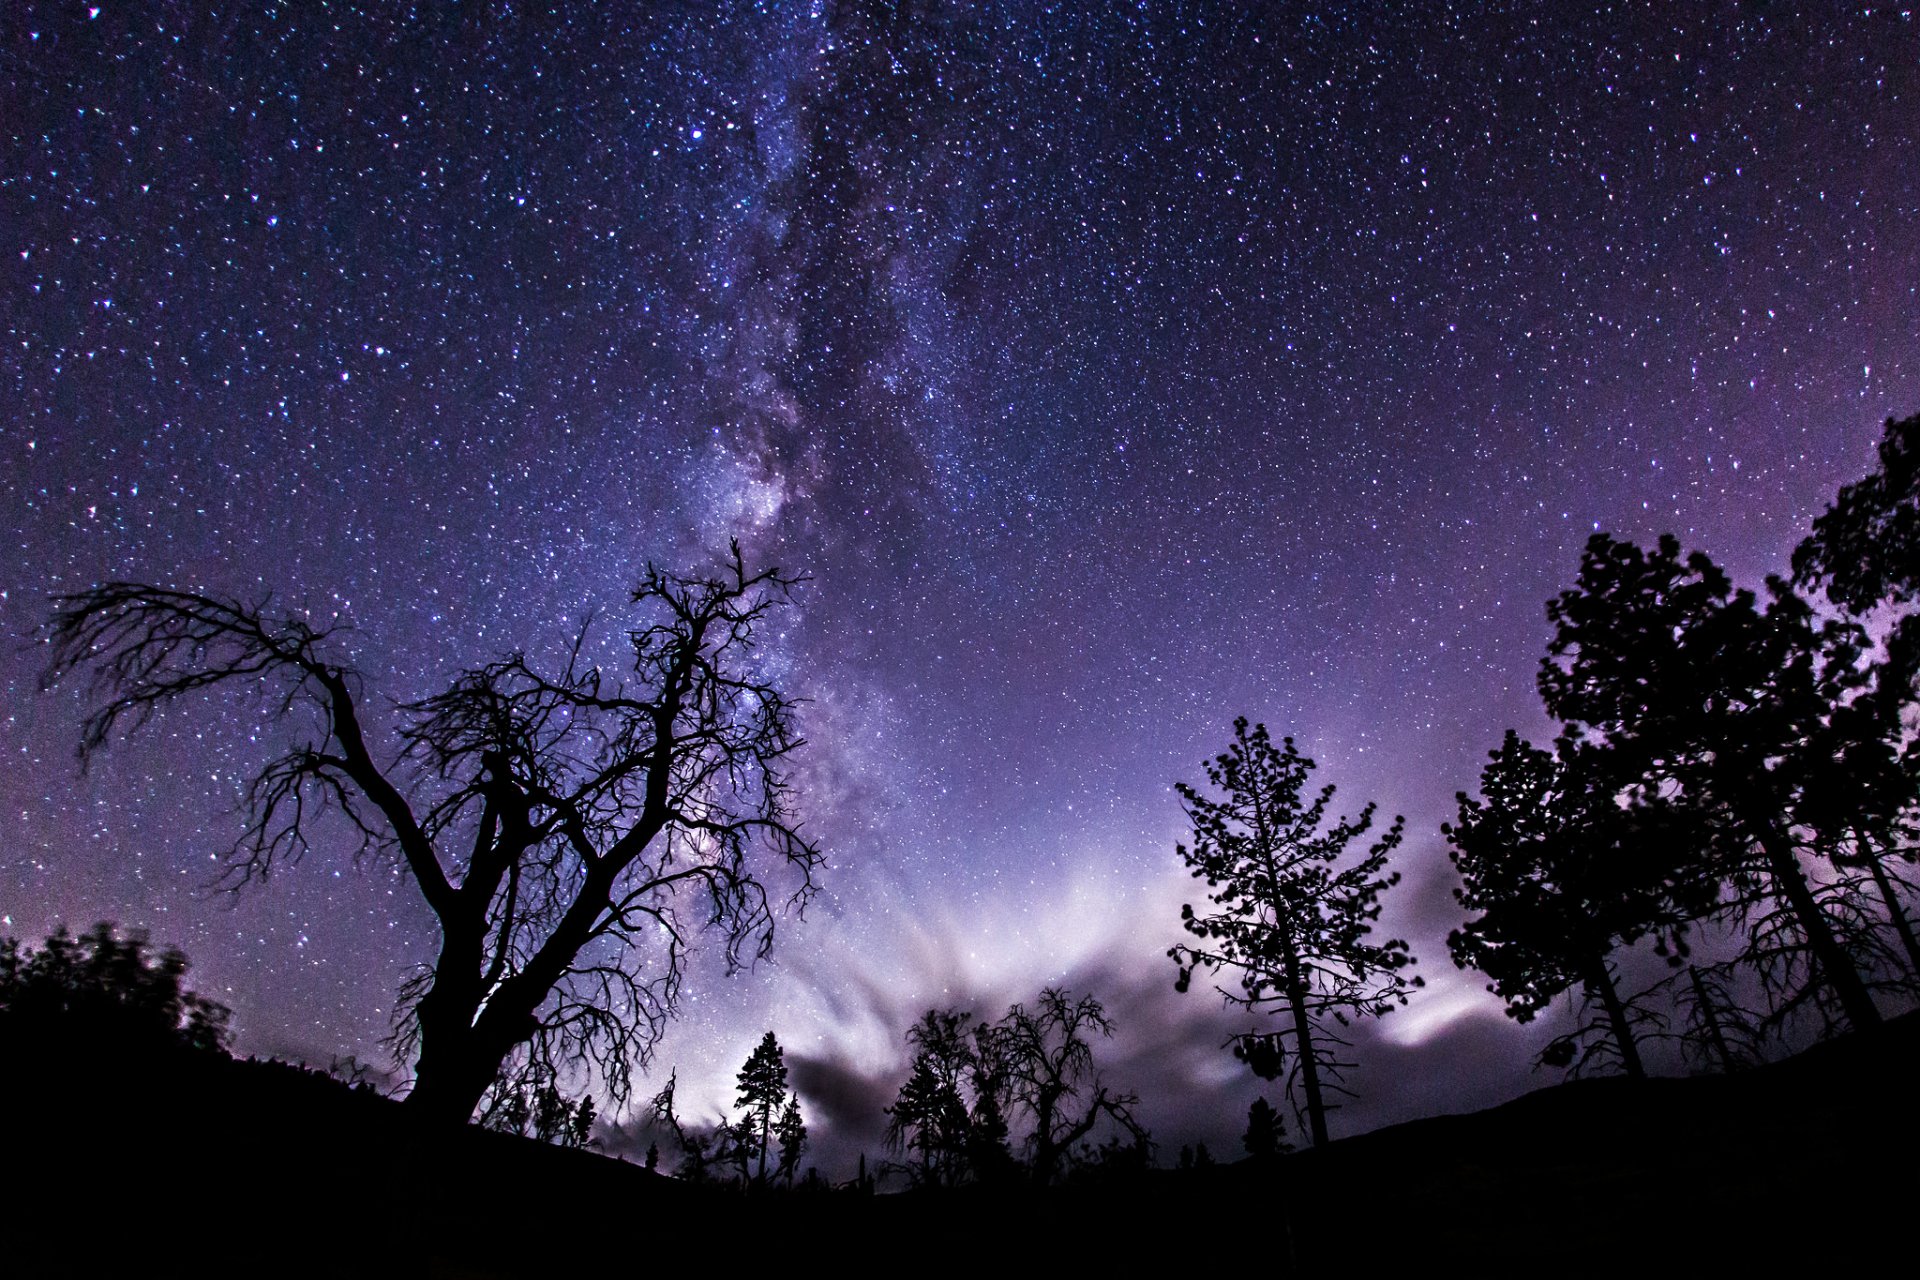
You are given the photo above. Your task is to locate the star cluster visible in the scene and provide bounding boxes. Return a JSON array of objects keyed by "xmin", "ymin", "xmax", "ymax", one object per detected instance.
[{"xmin": 3, "ymin": 2, "xmax": 1917, "ymax": 1161}]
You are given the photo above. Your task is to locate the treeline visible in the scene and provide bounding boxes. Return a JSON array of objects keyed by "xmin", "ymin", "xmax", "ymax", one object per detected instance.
[
  {"xmin": 1445, "ymin": 411, "xmax": 1920, "ymax": 1077},
  {"xmin": 641, "ymin": 990, "xmax": 1152, "ymax": 1193},
  {"xmin": 11, "ymin": 413, "xmax": 1918, "ymax": 1188},
  {"xmin": 1156, "ymin": 411, "xmax": 1920, "ymax": 1153}
]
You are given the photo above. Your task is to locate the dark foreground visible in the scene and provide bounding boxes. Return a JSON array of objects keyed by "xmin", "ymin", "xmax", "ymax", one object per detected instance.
[{"xmin": 9, "ymin": 1012, "xmax": 1916, "ymax": 1276}]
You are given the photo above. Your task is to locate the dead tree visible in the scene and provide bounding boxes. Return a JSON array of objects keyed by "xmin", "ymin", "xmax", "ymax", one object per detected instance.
[
  {"xmin": 41, "ymin": 545, "xmax": 821, "ymax": 1123},
  {"xmin": 980, "ymin": 987, "xmax": 1146, "ymax": 1186}
]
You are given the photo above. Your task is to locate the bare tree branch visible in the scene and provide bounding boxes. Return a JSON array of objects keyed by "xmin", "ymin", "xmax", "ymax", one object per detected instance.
[{"xmin": 39, "ymin": 544, "xmax": 822, "ymax": 1123}]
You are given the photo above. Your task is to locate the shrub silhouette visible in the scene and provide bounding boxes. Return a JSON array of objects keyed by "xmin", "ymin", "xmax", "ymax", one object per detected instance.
[{"xmin": 0, "ymin": 921, "xmax": 230, "ymax": 1054}]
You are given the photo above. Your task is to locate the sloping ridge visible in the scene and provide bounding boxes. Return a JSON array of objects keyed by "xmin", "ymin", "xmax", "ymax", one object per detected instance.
[{"xmin": 7, "ymin": 1010, "xmax": 1914, "ymax": 1274}]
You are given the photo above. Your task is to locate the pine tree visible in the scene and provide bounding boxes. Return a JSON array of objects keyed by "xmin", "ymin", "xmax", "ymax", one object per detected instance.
[
  {"xmin": 1541, "ymin": 534, "xmax": 1883, "ymax": 1032},
  {"xmin": 1243, "ymin": 1096, "xmax": 1285, "ymax": 1161},
  {"xmin": 1793, "ymin": 414, "xmax": 1920, "ymax": 986},
  {"xmin": 1171, "ymin": 719, "xmax": 1419, "ymax": 1147},
  {"xmin": 735, "ymin": 1031, "xmax": 790, "ymax": 1188},
  {"xmin": 775, "ymin": 1094, "xmax": 807, "ymax": 1187},
  {"xmin": 1445, "ymin": 732, "xmax": 1712, "ymax": 1077},
  {"xmin": 885, "ymin": 1009, "xmax": 979, "ymax": 1187},
  {"xmin": 885, "ymin": 1052, "xmax": 970, "ymax": 1187}
]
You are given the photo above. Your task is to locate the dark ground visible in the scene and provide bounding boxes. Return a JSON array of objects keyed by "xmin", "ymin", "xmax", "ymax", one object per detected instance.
[{"xmin": 7, "ymin": 1013, "xmax": 1915, "ymax": 1275}]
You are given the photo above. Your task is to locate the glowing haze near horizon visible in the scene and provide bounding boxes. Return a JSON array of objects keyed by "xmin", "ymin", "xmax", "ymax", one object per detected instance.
[{"xmin": 3, "ymin": 2, "xmax": 1917, "ymax": 1167}]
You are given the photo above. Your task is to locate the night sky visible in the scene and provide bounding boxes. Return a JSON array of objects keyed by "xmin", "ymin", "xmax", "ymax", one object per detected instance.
[{"xmin": 4, "ymin": 2, "xmax": 1917, "ymax": 1169}]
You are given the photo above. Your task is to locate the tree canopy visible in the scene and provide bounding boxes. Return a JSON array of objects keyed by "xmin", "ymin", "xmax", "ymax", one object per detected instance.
[
  {"xmin": 1793, "ymin": 411, "xmax": 1920, "ymax": 619},
  {"xmin": 1541, "ymin": 533, "xmax": 1884, "ymax": 1032},
  {"xmin": 886, "ymin": 990, "xmax": 1142, "ymax": 1187},
  {"xmin": 1, "ymin": 921, "xmax": 230, "ymax": 1055},
  {"xmin": 1445, "ymin": 731, "xmax": 1711, "ymax": 1076}
]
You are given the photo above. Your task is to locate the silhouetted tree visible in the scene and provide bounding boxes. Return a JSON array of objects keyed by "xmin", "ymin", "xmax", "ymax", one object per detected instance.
[
  {"xmin": 534, "ymin": 1082, "xmax": 574, "ymax": 1144},
  {"xmin": 1791, "ymin": 413, "xmax": 1920, "ymax": 981},
  {"xmin": 981, "ymin": 987, "xmax": 1146, "ymax": 1186},
  {"xmin": 885, "ymin": 1050, "xmax": 971, "ymax": 1187},
  {"xmin": 1446, "ymin": 732, "xmax": 1712, "ymax": 1077},
  {"xmin": 0, "ymin": 921, "xmax": 230, "ymax": 1054},
  {"xmin": 735, "ymin": 1031, "xmax": 791, "ymax": 1187},
  {"xmin": 886, "ymin": 1007, "xmax": 1001, "ymax": 1187},
  {"xmin": 775, "ymin": 1093, "xmax": 807, "ymax": 1187},
  {"xmin": 1541, "ymin": 534, "xmax": 1883, "ymax": 1032},
  {"xmin": 1670, "ymin": 963, "xmax": 1764, "ymax": 1075},
  {"xmin": 648, "ymin": 1067, "xmax": 721, "ymax": 1183},
  {"xmin": 39, "ymin": 546, "xmax": 821, "ymax": 1124},
  {"xmin": 721, "ymin": 1115, "xmax": 758, "ymax": 1186},
  {"xmin": 965, "ymin": 1080, "xmax": 1017, "ymax": 1186},
  {"xmin": 1171, "ymin": 719, "xmax": 1420, "ymax": 1147},
  {"xmin": 1793, "ymin": 410, "xmax": 1920, "ymax": 664},
  {"xmin": 478, "ymin": 1061, "xmax": 597, "ymax": 1147},
  {"xmin": 1243, "ymin": 1096, "xmax": 1286, "ymax": 1161},
  {"xmin": 885, "ymin": 996, "xmax": 1140, "ymax": 1187},
  {"xmin": 1832, "ymin": 828, "xmax": 1920, "ymax": 982}
]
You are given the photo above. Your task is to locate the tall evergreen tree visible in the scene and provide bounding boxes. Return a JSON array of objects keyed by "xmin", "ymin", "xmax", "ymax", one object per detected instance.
[
  {"xmin": 774, "ymin": 1094, "xmax": 807, "ymax": 1187},
  {"xmin": 1541, "ymin": 533, "xmax": 1883, "ymax": 1032},
  {"xmin": 885, "ymin": 1051, "xmax": 970, "ymax": 1187},
  {"xmin": 884, "ymin": 1008, "xmax": 978, "ymax": 1187},
  {"xmin": 735, "ymin": 1031, "xmax": 790, "ymax": 1188},
  {"xmin": 1171, "ymin": 719, "xmax": 1420, "ymax": 1147},
  {"xmin": 1446, "ymin": 732, "xmax": 1712, "ymax": 1077},
  {"xmin": 1794, "ymin": 410, "xmax": 1920, "ymax": 982}
]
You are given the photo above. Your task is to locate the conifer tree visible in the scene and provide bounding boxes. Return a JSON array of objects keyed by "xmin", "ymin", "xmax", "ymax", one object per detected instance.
[
  {"xmin": 1243, "ymin": 1096, "xmax": 1285, "ymax": 1161},
  {"xmin": 735, "ymin": 1031, "xmax": 790, "ymax": 1188},
  {"xmin": 775, "ymin": 1094, "xmax": 807, "ymax": 1187},
  {"xmin": 1541, "ymin": 534, "xmax": 1883, "ymax": 1032},
  {"xmin": 1445, "ymin": 732, "xmax": 1712, "ymax": 1077},
  {"xmin": 1171, "ymin": 719, "xmax": 1419, "ymax": 1147}
]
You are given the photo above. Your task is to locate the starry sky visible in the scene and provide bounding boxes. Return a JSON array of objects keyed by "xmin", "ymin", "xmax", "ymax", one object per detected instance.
[{"xmin": 4, "ymin": 2, "xmax": 1918, "ymax": 1168}]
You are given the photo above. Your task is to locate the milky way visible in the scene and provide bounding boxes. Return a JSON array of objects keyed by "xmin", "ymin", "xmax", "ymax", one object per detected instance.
[{"xmin": 4, "ymin": 3, "xmax": 1917, "ymax": 1167}]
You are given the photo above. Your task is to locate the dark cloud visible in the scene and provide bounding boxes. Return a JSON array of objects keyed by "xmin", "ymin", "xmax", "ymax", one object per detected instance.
[{"xmin": 788, "ymin": 1051, "xmax": 897, "ymax": 1165}]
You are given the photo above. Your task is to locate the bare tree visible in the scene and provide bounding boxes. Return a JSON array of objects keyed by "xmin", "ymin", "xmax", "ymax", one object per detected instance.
[
  {"xmin": 981, "ymin": 987, "xmax": 1146, "ymax": 1186},
  {"xmin": 40, "ymin": 545, "xmax": 822, "ymax": 1124}
]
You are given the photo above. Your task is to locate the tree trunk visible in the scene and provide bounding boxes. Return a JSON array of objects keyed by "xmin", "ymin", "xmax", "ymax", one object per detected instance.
[
  {"xmin": 406, "ymin": 852, "xmax": 623, "ymax": 1125},
  {"xmin": 1031, "ymin": 1087, "xmax": 1061, "ymax": 1186},
  {"xmin": 406, "ymin": 1043, "xmax": 501, "ymax": 1125},
  {"xmin": 1688, "ymin": 966, "xmax": 1738, "ymax": 1075},
  {"xmin": 1856, "ymin": 826, "xmax": 1920, "ymax": 978},
  {"xmin": 400, "ymin": 905, "xmax": 521, "ymax": 1125},
  {"xmin": 1583, "ymin": 955, "xmax": 1645, "ymax": 1079},
  {"xmin": 1283, "ymin": 946, "xmax": 1329, "ymax": 1148},
  {"xmin": 1748, "ymin": 810, "xmax": 1881, "ymax": 1031},
  {"xmin": 757, "ymin": 1101, "xmax": 771, "ymax": 1188}
]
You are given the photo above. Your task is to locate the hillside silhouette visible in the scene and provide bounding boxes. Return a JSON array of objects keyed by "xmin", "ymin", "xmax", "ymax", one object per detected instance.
[{"xmin": 8, "ymin": 1007, "xmax": 1914, "ymax": 1274}]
